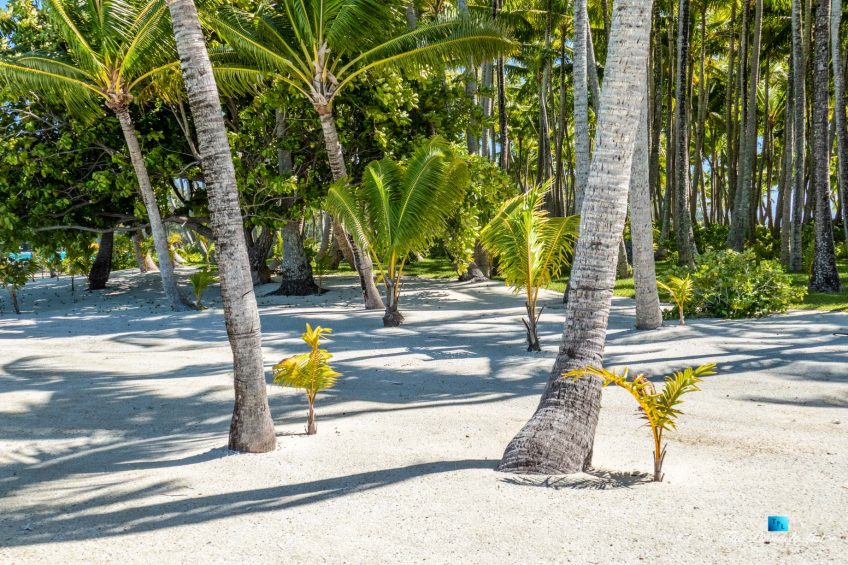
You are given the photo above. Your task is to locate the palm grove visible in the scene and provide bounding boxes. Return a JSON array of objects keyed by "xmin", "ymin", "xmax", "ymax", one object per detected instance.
[{"xmin": 0, "ymin": 0, "xmax": 846, "ymax": 472}]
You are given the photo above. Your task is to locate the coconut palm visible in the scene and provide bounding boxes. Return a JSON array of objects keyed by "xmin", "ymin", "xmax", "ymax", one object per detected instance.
[
  {"xmin": 165, "ymin": 0, "xmax": 276, "ymax": 452},
  {"xmin": 326, "ymin": 138, "xmax": 469, "ymax": 327},
  {"xmin": 207, "ymin": 0, "xmax": 513, "ymax": 309},
  {"xmin": 0, "ymin": 0, "xmax": 188, "ymax": 310},
  {"xmin": 498, "ymin": 0, "xmax": 655, "ymax": 474},
  {"xmin": 481, "ymin": 185, "xmax": 579, "ymax": 351}
]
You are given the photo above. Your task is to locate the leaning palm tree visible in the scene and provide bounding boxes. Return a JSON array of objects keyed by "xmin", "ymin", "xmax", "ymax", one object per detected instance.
[
  {"xmin": 498, "ymin": 0, "xmax": 655, "ymax": 474},
  {"xmin": 480, "ymin": 185, "xmax": 579, "ymax": 351},
  {"xmin": 326, "ymin": 138, "xmax": 468, "ymax": 327},
  {"xmin": 207, "ymin": 0, "xmax": 513, "ymax": 309},
  {"xmin": 165, "ymin": 0, "xmax": 276, "ymax": 452},
  {"xmin": 0, "ymin": 0, "xmax": 188, "ymax": 310}
]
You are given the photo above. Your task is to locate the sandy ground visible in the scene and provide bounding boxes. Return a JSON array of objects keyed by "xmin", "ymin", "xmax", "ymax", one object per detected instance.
[{"xmin": 0, "ymin": 268, "xmax": 847, "ymax": 564}]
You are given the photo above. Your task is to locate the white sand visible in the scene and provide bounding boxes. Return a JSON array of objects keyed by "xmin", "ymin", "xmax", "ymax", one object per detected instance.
[{"xmin": 1, "ymin": 269, "xmax": 847, "ymax": 564}]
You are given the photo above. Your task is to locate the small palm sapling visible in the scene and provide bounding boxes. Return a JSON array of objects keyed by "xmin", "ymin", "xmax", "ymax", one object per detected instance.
[
  {"xmin": 657, "ymin": 274, "xmax": 694, "ymax": 325},
  {"xmin": 273, "ymin": 324, "xmax": 341, "ymax": 435},
  {"xmin": 564, "ymin": 363, "xmax": 717, "ymax": 481}
]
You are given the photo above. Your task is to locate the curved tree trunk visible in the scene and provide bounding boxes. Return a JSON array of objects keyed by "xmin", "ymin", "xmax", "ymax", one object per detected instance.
[
  {"xmin": 166, "ymin": 0, "xmax": 276, "ymax": 453},
  {"xmin": 673, "ymin": 0, "xmax": 697, "ymax": 268},
  {"xmin": 790, "ymin": 0, "xmax": 806, "ymax": 272},
  {"xmin": 114, "ymin": 107, "xmax": 187, "ymax": 310},
  {"xmin": 573, "ymin": 0, "xmax": 591, "ymax": 213},
  {"xmin": 498, "ymin": 0, "xmax": 654, "ymax": 474},
  {"xmin": 728, "ymin": 0, "xmax": 763, "ymax": 251},
  {"xmin": 809, "ymin": 0, "xmax": 842, "ymax": 292},
  {"xmin": 630, "ymin": 87, "xmax": 663, "ymax": 330},
  {"xmin": 88, "ymin": 230, "xmax": 114, "ymax": 290},
  {"xmin": 316, "ymin": 108, "xmax": 384, "ymax": 310},
  {"xmin": 832, "ymin": 0, "xmax": 848, "ymax": 247},
  {"xmin": 272, "ymin": 220, "xmax": 321, "ymax": 296}
]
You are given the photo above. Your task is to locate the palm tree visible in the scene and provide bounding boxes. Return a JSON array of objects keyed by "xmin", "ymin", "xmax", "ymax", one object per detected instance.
[
  {"xmin": 629, "ymin": 77, "xmax": 662, "ymax": 330},
  {"xmin": 326, "ymin": 138, "xmax": 469, "ymax": 327},
  {"xmin": 832, "ymin": 0, "xmax": 848, "ymax": 247},
  {"xmin": 808, "ymin": 0, "xmax": 841, "ymax": 293},
  {"xmin": 0, "ymin": 0, "xmax": 187, "ymax": 310},
  {"xmin": 673, "ymin": 0, "xmax": 697, "ymax": 268},
  {"xmin": 165, "ymin": 0, "xmax": 276, "ymax": 452},
  {"xmin": 790, "ymin": 0, "xmax": 806, "ymax": 272},
  {"xmin": 209, "ymin": 0, "xmax": 513, "ymax": 309},
  {"xmin": 481, "ymin": 185, "xmax": 579, "ymax": 351},
  {"xmin": 572, "ymin": 0, "xmax": 590, "ymax": 213},
  {"xmin": 498, "ymin": 0, "xmax": 654, "ymax": 474}
]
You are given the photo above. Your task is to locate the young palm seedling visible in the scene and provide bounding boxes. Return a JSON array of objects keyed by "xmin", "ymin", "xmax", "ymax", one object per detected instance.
[
  {"xmin": 0, "ymin": 258, "xmax": 38, "ymax": 314},
  {"xmin": 657, "ymin": 274, "xmax": 694, "ymax": 325},
  {"xmin": 481, "ymin": 184, "xmax": 579, "ymax": 350},
  {"xmin": 272, "ymin": 324, "xmax": 341, "ymax": 435},
  {"xmin": 189, "ymin": 267, "xmax": 217, "ymax": 309},
  {"xmin": 564, "ymin": 363, "xmax": 717, "ymax": 481}
]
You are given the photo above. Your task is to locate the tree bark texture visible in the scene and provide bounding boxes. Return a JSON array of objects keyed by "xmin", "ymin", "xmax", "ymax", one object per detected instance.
[
  {"xmin": 88, "ymin": 230, "xmax": 114, "ymax": 290},
  {"xmin": 790, "ymin": 0, "xmax": 806, "ymax": 272},
  {"xmin": 114, "ymin": 107, "xmax": 186, "ymax": 310},
  {"xmin": 272, "ymin": 220, "xmax": 321, "ymax": 296},
  {"xmin": 573, "ymin": 0, "xmax": 591, "ymax": 213},
  {"xmin": 498, "ymin": 0, "xmax": 654, "ymax": 474},
  {"xmin": 673, "ymin": 0, "xmax": 697, "ymax": 268},
  {"xmin": 166, "ymin": 0, "xmax": 276, "ymax": 453}
]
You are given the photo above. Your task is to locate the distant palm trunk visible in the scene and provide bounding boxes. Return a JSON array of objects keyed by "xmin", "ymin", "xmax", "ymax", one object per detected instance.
[
  {"xmin": 808, "ymin": 0, "xmax": 841, "ymax": 292},
  {"xmin": 316, "ymin": 109, "xmax": 384, "ymax": 310},
  {"xmin": 88, "ymin": 230, "xmax": 114, "ymax": 290},
  {"xmin": 630, "ymin": 83, "xmax": 662, "ymax": 330},
  {"xmin": 673, "ymin": 0, "xmax": 697, "ymax": 268},
  {"xmin": 166, "ymin": 0, "xmax": 276, "ymax": 453},
  {"xmin": 728, "ymin": 0, "xmax": 763, "ymax": 251},
  {"xmin": 498, "ymin": 0, "xmax": 654, "ymax": 474},
  {"xmin": 779, "ymin": 67, "xmax": 794, "ymax": 267},
  {"xmin": 790, "ymin": 0, "xmax": 806, "ymax": 272},
  {"xmin": 274, "ymin": 220, "xmax": 320, "ymax": 295},
  {"xmin": 114, "ymin": 107, "xmax": 186, "ymax": 310},
  {"xmin": 832, "ymin": 0, "xmax": 848, "ymax": 247}
]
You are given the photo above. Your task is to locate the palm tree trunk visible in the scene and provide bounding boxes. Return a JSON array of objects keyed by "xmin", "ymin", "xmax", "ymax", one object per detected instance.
[
  {"xmin": 573, "ymin": 0, "xmax": 591, "ymax": 213},
  {"xmin": 809, "ymin": 0, "xmax": 841, "ymax": 292},
  {"xmin": 673, "ymin": 0, "xmax": 697, "ymax": 268},
  {"xmin": 114, "ymin": 107, "xmax": 187, "ymax": 310},
  {"xmin": 780, "ymin": 66, "xmax": 795, "ymax": 267},
  {"xmin": 832, "ymin": 0, "xmax": 848, "ymax": 247},
  {"xmin": 88, "ymin": 230, "xmax": 114, "ymax": 290},
  {"xmin": 9, "ymin": 288, "xmax": 20, "ymax": 314},
  {"xmin": 273, "ymin": 220, "xmax": 321, "ymax": 295},
  {"xmin": 630, "ymin": 84, "xmax": 663, "ymax": 330},
  {"xmin": 132, "ymin": 230, "xmax": 147, "ymax": 272},
  {"xmin": 728, "ymin": 0, "xmax": 763, "ymax": 250},
  {"xmin": 790, "ymin": 0, "xmax": 806, "ymax": 272},
  {"xmin": 316, "ymin": 109, "xmax": 384, "ymax": 310},
  {"xmin": 498, "ymin": 0, "xmax": 654, "ymax": 474},
  {"xmin": 166, "ymin": 0, "xmax": 276, "ymax": 453}
]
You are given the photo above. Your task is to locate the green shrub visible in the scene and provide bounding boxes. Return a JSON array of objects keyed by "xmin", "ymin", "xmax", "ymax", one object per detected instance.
[
  {"xmin": 693, "ymin": 223, "xmax": 729, "ymax": 253},
  {"xmin": 690, "ymin": 250, "xmax": 804, "ymax": 318}
]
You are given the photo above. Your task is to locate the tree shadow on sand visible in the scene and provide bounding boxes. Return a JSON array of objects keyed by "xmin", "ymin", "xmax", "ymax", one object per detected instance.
[{"xmin": 499, "ymin": 468, "xmax": 653, "ymax": 490}]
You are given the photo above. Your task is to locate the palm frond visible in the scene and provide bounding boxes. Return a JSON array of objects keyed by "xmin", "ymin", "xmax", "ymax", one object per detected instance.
[
  {"xmin": 336, "ymin": 14, "xmax": 515, "ymax": 92},
  {"xmin": 41, "ymin": 0, "xmax": 105, "ymax": 75},
  {"xmin": 0, "ymin": 57, "xmax": 104, "ymax": 115},
  {"xmin": 121, "ymin": 0, "xmax": 177, "ymax": 82}
]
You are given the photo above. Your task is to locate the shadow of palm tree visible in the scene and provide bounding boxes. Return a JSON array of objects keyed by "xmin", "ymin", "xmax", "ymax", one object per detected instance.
[{"xmin": 499, "ymin": 468, "xmax": 653, "ymax": 490}]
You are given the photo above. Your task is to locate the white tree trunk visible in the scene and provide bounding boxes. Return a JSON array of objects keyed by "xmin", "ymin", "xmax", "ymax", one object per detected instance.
[
  {"xmin": 166, "ymin": 0, "xmax": 276, "ymax": 453},
  {"xmin": 317, "ymin": 109, "xmax": 384, "ymax": 310},
  {"xmin": 499, "ymin": 0, "xmax": 654, "ymax": 474},
  {"xmin": 629, "ymin": 88, "xmax": 663, "ymax": 330},
  {"xmin": 114, "ymin": 107, "xmax": 186, "ymax": 310},
  {"xmin": 832, "ymin": 0, "xmax": 848, "ymax": 247},
  {"xmin": 573, "ymin": 0, "xmax": 591, "ymax": 213}
]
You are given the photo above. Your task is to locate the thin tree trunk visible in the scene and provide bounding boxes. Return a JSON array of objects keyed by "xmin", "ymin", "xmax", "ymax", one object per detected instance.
[
  {"xmin": 832, "ymin": 0, "xmax": 848, "ymax": 247},
  {"xmin": 780, "ymin": 66, "xmax": 795, "ymax": 267},
  {"xmin": 88, "ymin": 230, "xmax": 114, "ymax": 290},
  {"xmin": 729, "ymin": 0, "xmax": 763, "ymax": 250},
  {"xmin": 809, "ymin": 0, "xmax": 841, "ymax": 292},
  {"xmin": 573, "ymin": 0, "xmax": 591, "ymax": 213},
  {"xmin": 498, "ymin": 0, "xmax": 654, "ymax": 474},
  {"xmin": 630, "ymin": 84, "xmax": 663, "ymax": 330},
  {"xmin": 790, "ymin": 0, "xmax": 806, "ymax": 271},
  {"xmin": 114, "ymin": 107, "xmax": 186, "ymax": 310},
  {"xmin": 673, "ymin": 0, "xmax": 697, "ymax": 268},
  {"xmin": 459, "ymin": 0, "xmax": 478, "ymax": 154},
  {"xmin": 316, "ymin": 109, "xmax": 384, "ymax": 309},
  {"xmin": 692, "ymin": 5, "xmax": 709, "ymax": 228},
  {"xmin": 166, "ymin": 0, "xmax": 276, "ymax": 453}
]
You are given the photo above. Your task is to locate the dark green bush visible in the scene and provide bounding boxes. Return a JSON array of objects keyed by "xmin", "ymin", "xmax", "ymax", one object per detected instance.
[
  {"xmin": 693, "ymin": 223, "xmax": 729, "ymax": 253},
  {"xmin": 689, "ymin": 250, "xmax": 805, "ymax": 318}
]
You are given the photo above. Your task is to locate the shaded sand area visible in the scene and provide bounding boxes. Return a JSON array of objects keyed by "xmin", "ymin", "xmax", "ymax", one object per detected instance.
[{"xmin": 1, "ymin": 270, "xmax": 847, "ymax": 563}]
